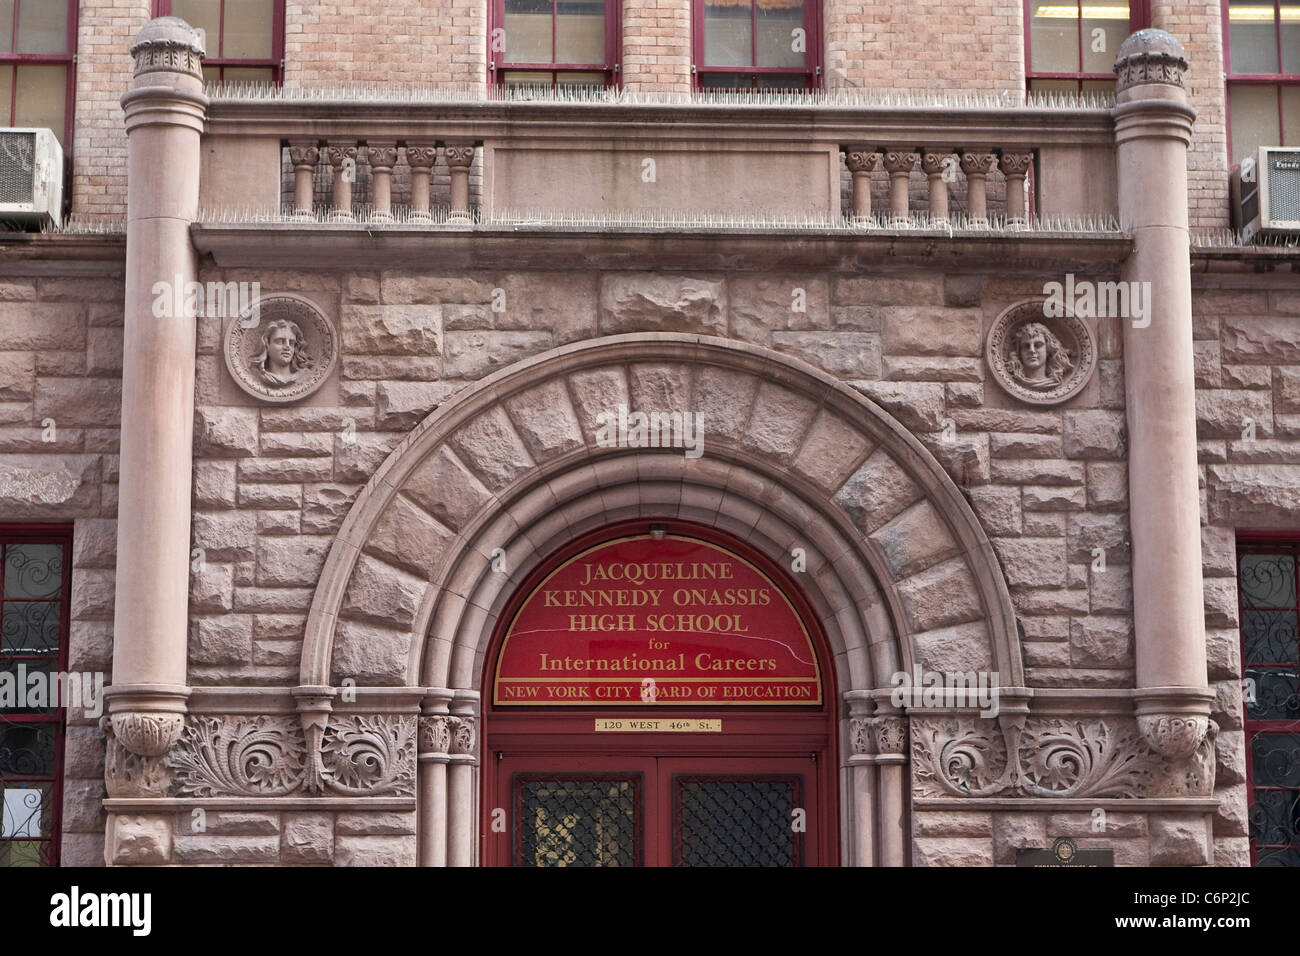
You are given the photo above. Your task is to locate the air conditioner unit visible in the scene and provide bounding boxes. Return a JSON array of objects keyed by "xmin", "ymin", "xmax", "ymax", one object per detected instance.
[
  {"xmin": 0, "ymin": 128, "xmax": 63, "ymax": 227},
  {"xmin": 1233, "ymin": 146, "xmax": 1300, "ymax": 241}
]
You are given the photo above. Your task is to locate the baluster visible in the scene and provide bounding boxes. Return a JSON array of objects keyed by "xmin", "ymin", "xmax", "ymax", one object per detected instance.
[
  {"xmin": 999, "ymin": 151, "xmax": 1033, "ymax": 226},
  {"xmin": 960, "ymin": 151, "xmax": 997, "ymax": 226},
  {"xmin": 405, "ymin": 145, "xmax": 438, "ymax": 222},
  {"xmin": 288, "ymin": 142, "xmax": 319, "ymax": 220},
  {"xmin": 444, "ymin": 143, "xmax": 475, "ymax": 224},
  {"xmin": 327, "ymin": 142, "xmax": 359, "ymax": 222},
  {"xmin": 365, "ymin": 143, "xmax": 398, "ymax": 222},
  {"xmin": 882, "ymin": 149, "xmax": 918, "ymax": 227},
  {"xmin": 921, "ymin": 150, "xmax": 954, "ymax": 224},
  {"xmin": 844, "ymin": 148, "xmax": 880, "ymax": 223}
]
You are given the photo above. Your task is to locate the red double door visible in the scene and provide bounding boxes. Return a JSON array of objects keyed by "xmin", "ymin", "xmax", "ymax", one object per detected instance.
[{"xmin": 488, "ymin": 753, "xmax": 822, "ymax": 867}]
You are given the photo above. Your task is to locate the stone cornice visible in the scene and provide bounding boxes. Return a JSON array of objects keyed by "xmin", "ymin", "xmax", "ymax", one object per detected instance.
[
  {"xmin": 189, "ymin": 223, "xmax": 1133, "ymax": 271},
  {"xmin": 204, "ymin": 100, "xmax": 1118, "ymax": 149}
]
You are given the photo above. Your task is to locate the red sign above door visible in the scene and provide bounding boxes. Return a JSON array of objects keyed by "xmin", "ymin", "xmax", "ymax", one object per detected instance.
[{"xmin": 494, "ymin": 534, "xmax": 821, "ymax": 706}]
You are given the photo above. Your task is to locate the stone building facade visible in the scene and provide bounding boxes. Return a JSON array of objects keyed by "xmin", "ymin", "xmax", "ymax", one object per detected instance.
[{"xmin": 0, "ymin": 3, "xmax": 1295, "ymax": 868}]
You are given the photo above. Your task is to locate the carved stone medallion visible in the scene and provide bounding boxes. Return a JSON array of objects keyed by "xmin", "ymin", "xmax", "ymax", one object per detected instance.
[
  {"xmin": 985, "ymin": 299, "xmax": 1097, "ymax": 406},
  {"xmin": 223, "ymin": 294, "xmax": 337, "ymax": 404}
]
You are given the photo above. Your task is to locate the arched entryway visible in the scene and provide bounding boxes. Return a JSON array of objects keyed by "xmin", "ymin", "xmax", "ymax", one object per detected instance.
[
  {"xmin": 298, "ymin": 333, "xmax": 1022, "ymax": 866},
  {"xmin": 480, "ymin": 519, "xmax": 839, "ymax": 866}
]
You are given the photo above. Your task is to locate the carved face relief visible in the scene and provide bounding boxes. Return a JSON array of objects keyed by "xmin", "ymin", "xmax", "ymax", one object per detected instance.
[
  {"xmin": 986, "ymin": 301, "xmax": 1096, "ymax": 406},
  {"xmin": 224, "ymin": 295, "xmax": 337, "ymax": 404}
]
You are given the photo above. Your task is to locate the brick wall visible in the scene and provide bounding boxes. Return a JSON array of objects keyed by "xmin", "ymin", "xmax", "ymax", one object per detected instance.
[
  {"xmin": 71, "ymin": 0, "xmax": 152, "ymax": 220},
  {"xmin": 825, "ymin": 0, "xmax": 1023, "ymax": 94},
  {"xmin": 283, "ymin": 0, "xmax": 485, "ymax": 90},
  {"xmin": 1151, "ymin": 3, "xmax": 1231, "ymax": 231},
  {"xmin": 622, "ymin": 0, "xmax": 691, "ymax": 93}
]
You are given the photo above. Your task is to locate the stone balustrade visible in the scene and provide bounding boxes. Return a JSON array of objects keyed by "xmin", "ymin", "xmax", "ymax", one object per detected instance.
[{"xmin": 201, "ymin": 97, "xmax": 1117, "ymax": 225}]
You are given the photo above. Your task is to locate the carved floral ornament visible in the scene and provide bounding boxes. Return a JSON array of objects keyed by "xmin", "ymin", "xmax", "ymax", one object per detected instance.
[
  {"xmin": 985, "ymin": 299, "xmax": 1097, "ymax": 406},
  {"xmin": 911, "ymin": 714, "xmax": 1218, "ymax": 799},
  {"xmin": 103, "ymin": 712, "xmax": 424, "ymax": 798},
  {"xmin": 223, "ymin": 294, "xmax": 338, "ymax": 405}
]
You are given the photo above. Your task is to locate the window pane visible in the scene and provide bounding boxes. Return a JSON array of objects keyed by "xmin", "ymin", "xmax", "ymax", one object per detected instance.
[
  {"xmin": 705, "ymin": 0, "xmax": 753, "ymax": 68},
  {"xmin": 1, "ymin": 783, "xmax": 52, "ymax": 837},
  {"xmin": 1029, "ymin": 2, "xmax": 1080, "ymax": 73},
  {"xmin": 0, "ymin": 2, "xmax": 13, "ymax": 53},
  {"xmin": 15, "ymin": 0, "xmax": 66, "ymax": 55},
  {"xmin": 201, "ymin": 65, "xmax": 221, "ymax": 86},
  {"xmin": 699, "ymin": 72, "xmax": 751, "ymax": 89},
  {"xmin": 1029, "ymin": 78, "xmax": 1078, "ymax": 94},
  {"xmin": 223, "ymin": 0, "xmax": 274, "ymax": 60},
  {"xmin": 506, "ymin": 0, "xmax": 553, "ymax": 64},
  {"xmin": 1242, "ymin": 609, "xmax": 1299, "ymax": 665},
  {"xmin": 3, "ymin": 544, "xmax": 63, "ymax": 599},
  {"xmin": 1240, "ymin": 553, "xmax": 1297, "ymax": 607},
  {"xmin": 1283, "ymin": 0, "xmax": 1300, "ymax": 73},
  {"xmin": 0, "ymin": 66, "xmax": 11, "ymax": 126},
  {"xmin": 556, "ymin": 0, "xmax": 604, "ymax": 65},
  {"xmin": 1, "ymin": 602, "xmax": 60, "ymax": 654},
  {"xmin": 1230, "ymin": 83, "xmax": 1281, "ymax": 166},
  {"xmin": 1252, "ymin": 732, "xmax": 1300, "ymax": 787},
  {"xmin": 756, "ymin": 72, "xmax": 804, "ymax": 89},
  {"xmin": 555, "ymin": 70, "xmax": 605, "ymax": 87},
  {"xmin": 1284, "ymin": 85, "xmax": 1300, "ymax": 144},
  {"xmin": 221, "ymin": 66, "xmax": 274, "ymax": 84},
  {"xmin": 13, "ymin": 65, "xmax": 64, "ymax": 144},
  {"xmin": 1246, "ymin": 667, "xmax": 1300, "ymax": 720},
  {"xmin": 172, "ymin": 0, "xmax": 222, "ymax": 55},
  {"xmin": 1081, "ymin": 3, "xmax": 1129, "ymax": 74},
  {"xmin": 1081, "ymin": 78, "xmax": 1116, "ymax": 94},
  {"xmin": 756, "ymin": 1, "xmax": 804, "ymax": 69},
  {"xmin": 1230, "ymin": 0, "xmax": 1281, "ymax": 73},
  {"xmin": 0, "ymin": 725, "xmax": 56, "ymax": 778}
]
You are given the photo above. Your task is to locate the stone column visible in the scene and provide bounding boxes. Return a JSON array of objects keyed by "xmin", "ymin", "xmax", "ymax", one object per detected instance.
[
  {"xmin": 405, "ymin": 145, "xmax": 437, "ymax": 223},
  {"xmin": 998, "ymin": 151, "xmax": 1032, "ymax": 224},
  {"xmin": 844, "ymin": 149, "xmax": 879, "ymax": 222},
  {"xmin": 882, "ymin": 149, "xmax": 918, "ymax": 226},
  {"xmin": 446, "ymin": 692, "xmax": 479, "ymax": 866},
  {"xmin": 921, "ymin": 150, "xmax": 953, "ymax": 223},
  {"xmin": 960, "ymin": 151, "xmax": 996, "ymax": 225},
  {"xmin": 104, "ymin": 17, "xmax": 206, "ymax": 822},
  {"xmin": 1113, "ymin": 30, "xmax": 1214, "ymax": 759},
  {"xmin": 844, "ymin": 695, "xmax": 876, "ymax": 866},
  {"xmin": 365, "ymin": 144, "xmax": 398, "ymax": 222},
  {"xmin": 289, "ymin": 142, "xmax": 319, "ymax": 219},
  {"xmin": 417, "ymin": 690, "xmax": 455, "ymax": 867},
  {"xmin": 327, "ymin": 143, "xmax": 358, "ymax": 221},
  {"xmin": 445, "ymin": 143, "xmax": 475, "ymax": 224},
  {"xmin": 872, "ymin": 714, "xmax": 907, "ymax": 867}
]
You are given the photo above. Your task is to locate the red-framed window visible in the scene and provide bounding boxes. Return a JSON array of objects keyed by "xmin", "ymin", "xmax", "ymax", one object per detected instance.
[
  {"xmin": 692, "ymin": 0, "xmax": 821, "ymax": 91},
  {"xmin": 1223, "ymin": 1, "xmax": 1300, "ymax": 168},
  {"xmin": 0, "ymin": 1, "xmax": 77, "ymax": 150},
  {"xmin": 153, "ymin": 0, "xmax": 285, "ymax": 85},
  {"xmin": 1025, "ymin": 1, "xmax": 1149, "ymax": 95},
  {"xmin": 1236, "ymin": 534, "xmax": 1300, "ymax": 867},
  {"xmin": 489, "ymin": 0, "xmax": 621, "ymax": 91},
  {"xmin": 0, "ymin": 526, "xmax": 71, "ymax": 868}
]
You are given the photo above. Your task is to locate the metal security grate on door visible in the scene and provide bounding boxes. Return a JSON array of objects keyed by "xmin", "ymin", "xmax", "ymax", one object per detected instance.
[
  {"xmin": 672, "ymin": 775, "xmax": 802, "ymax": 867},
  {"xmin": 513, "ymin": 775, "xmax": 642, "ymax": 867}
]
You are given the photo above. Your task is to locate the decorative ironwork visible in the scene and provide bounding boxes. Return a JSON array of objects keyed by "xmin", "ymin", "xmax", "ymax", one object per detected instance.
[
  {"xmin": 673, "ymin": 775, "xmax": 802, "ymax": 867},
  {"xmin": 3, "ymin": 544, "xmax": 63, "ymax": 599},
  {"xmin": 514, "ymin": 775, "xmax": 641, "ymax": 867},
  {"xmin": 1238, "ymin": 544, "xmax": 1300, "ymax": 866},
  {"xmin": 1, "ymin": 602, "xmax": 59, "ymax": 654}
]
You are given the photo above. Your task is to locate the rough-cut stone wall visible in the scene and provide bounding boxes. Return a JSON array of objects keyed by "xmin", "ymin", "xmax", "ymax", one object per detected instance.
[
  {"xmin": 283, "ymin": 1, "xmax": 485, "ymax": 90},
  {"xmin": 912, "ymin": 807, "xmax": 1215, "ymax": 866},
  {"xmin": 165, "ymin": 808, "xmax": 416, "ymax": 866},
  {"xmin": 0, "ymin": 246, "xmax": 126, "ymax": 866},
  {"xmin": 189, "ymin": 263, "xmax": 1135, "ymax": 695},
  {"xmin": 1194, "ymin": 268, "xmax": 1300, "ymax": 867},
  {"xmin": 825, "ymin": 0, "xmax": 1024, "ymax": 94},
  {"xmin": 1150, "ymin": 3, "xmax": 1231, "ymax": 231},
  {"xmin": 71, "ymin": 0, "xmax": 152, "ymax": 220}
]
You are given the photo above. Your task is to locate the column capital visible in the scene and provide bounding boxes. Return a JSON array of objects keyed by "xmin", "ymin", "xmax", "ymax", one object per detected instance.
[
  {"xmin": 364, "ymin": 143, "xmax": 399, "ymax": 171},
  {"xmin": 1114, "ymin": 29, "xmax": 1188, "ymax": 94},
  {"xmin": 998, "ymin": 151, "xmax": 1033, "ymax": 177},
  {"xmin": 288, "ymin": 143, "xmax": 320, "ymax": 167},
  {"xmin": 129, "ymin": 16, "xmax": 205, "ymax": 86},
  {"xmin": 960, "ymin": 151, "xmax": 997, "ymax": 176},
  {"xmin": 882, "ymin": 149, "xmax": 918, "ymax": 175},
  {"xmin": 444, "ymin": 143, "xmax": 476, "ymax": 168},
  {"xmin": 920, "ymin": 151, "xmax": 953, "ymax": 176},
  {"xmin": 405, "ymin": 144, "xmax": 438, "ymax": 170},
  {"xmin": 844, "ymin": 148, "xmax": 880, "ymax": 174}
]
